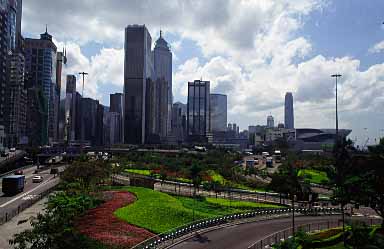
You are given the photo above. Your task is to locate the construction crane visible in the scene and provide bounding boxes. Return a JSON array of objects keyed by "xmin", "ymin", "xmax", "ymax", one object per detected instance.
[{"xmin": 78, "ymin": 72, "xmax": 88, "ymax": 97}]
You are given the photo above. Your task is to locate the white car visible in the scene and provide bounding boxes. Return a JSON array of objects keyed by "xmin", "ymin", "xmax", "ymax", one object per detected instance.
[{"xmin": 32, "ymin": 175, "xmax": 43, "ymax": 183}]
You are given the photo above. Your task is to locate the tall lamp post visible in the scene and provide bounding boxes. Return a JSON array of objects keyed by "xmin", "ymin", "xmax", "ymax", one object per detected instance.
[{"xmin": 331, "ymin": 74, "xmax": 342, "ymax": 143}]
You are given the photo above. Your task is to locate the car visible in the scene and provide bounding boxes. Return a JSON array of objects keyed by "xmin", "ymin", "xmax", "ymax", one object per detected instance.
[
  {"xmin": 9, "ymin": 147, "xmax": 16, "ymax": 152},
  {"xmin": 32, "ymin": 175, "xmax": 43, "ymax": 183},
  {"xmin": 15, "ymin": 170, "xmax": 24, "ymax": 175}
]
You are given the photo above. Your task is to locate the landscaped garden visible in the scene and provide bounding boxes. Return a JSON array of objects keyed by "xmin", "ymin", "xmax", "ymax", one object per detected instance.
[
  {"xmin": 273, "ymin": 223, "xmax": 384, "ymax": 249},
  {"xmin": 114, "ymin": 186, "xmax": 283, "ymax": 233},
  {"xmin": 298, "ymin": 169, "xmax": 329, "ymax": 185}
]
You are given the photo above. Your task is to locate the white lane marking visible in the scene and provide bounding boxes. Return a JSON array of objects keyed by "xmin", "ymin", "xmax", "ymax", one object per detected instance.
[{"xmin": 0, "ymin": 178, "xmax": 54, "ymax": 208}]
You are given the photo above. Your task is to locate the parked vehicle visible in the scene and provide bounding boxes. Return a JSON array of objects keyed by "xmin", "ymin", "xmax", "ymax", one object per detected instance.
[
  {"xmin": 2, "ymin": 175, "xmax": 25, "ymax": 196},
  {"xmin": 246, "ymin": 160, "xmax": 255, "ymax": 168},
  {"xmin": 262, "ymin": 152, "xmax": 269, "ymax": 158},
  {"xmin": 32, "ymin": 175, "xmax": 43, "ymax": 183},
  {"xmin": 9, "ymin": 147, "xmax": 16, "ymax": 152},
  {"xmin": 266, "ymin": 157, "xmax": 274, "ymax": 168},
  {"xmin": 274, "ymin": 150, "xmax": 282, "ymax": 163}
]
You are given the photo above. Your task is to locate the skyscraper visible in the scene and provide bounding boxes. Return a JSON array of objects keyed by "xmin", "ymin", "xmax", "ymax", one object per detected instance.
[
  {"xmin": 25, "ymin": 29, "xmax": 57, "ymax": 145},
  {"xmin": 124, "ymin": 25, "xmax": 154, "ymax": 144},
  {"xmin": 0, "ymin": 3, "xmax": 9, "ymax": 130},
  {"xmin": 172, "ymin": 102, "xmax": 187, "ymax": 143},
  {"xmin": 64, "ymin": 75, "xmax": 77, "ymax": 142},
  {"xmin": 267, "ymin": 115, "xmax": 274, "ymax": 128},
  {"xmin": 187, "ymin": 80, "xmax": 211, "ymax": 143},
  {"xmin": 109, "ymin": 93, "xmax": 123, "ymax": 144},
  {"xmin": 154, "ymin": 31, "xmax": 172, "ymax": 135},
  {"xmin": 210, "ymin": 94, "xmax": 227, "ymax": 132},
  {"xmin": 284, "ymin": 92, "xmax": 294, "ymax": 129}
]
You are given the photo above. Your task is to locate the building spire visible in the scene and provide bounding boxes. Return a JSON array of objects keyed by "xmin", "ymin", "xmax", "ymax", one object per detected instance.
[
  {"xmin": 160, "ymin": 29, "xmax": 162, "ymax": 38},
  {"xmin": 45, "ymin": 24, "xmax": 48, "ymax": 33}
]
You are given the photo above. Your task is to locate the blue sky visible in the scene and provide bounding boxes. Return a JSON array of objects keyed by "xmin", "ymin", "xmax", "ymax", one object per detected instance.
[{"xmin": 23, "ymin": 0, "xmax": 384, "ymax": 147}]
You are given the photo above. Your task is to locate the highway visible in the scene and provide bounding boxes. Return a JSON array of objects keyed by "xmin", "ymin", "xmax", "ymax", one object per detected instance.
[
  {"xmin": 170, "ymin": 215, "xmax": 343, "ymax": 249},
  {"xmin": 0, "ymin": 165, "xmax": 62, "ymax": 221}
]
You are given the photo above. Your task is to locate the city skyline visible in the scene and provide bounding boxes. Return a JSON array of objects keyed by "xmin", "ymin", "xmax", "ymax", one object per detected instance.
[{"xmin": 20, "ymin": 0, "xmax": 384, "ymax": 146}]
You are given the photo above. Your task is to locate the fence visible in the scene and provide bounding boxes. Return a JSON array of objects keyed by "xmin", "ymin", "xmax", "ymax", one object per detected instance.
[
  {"xmin": 247, "ymin": 218, "xmax": 383, "ymax": 249},
  {"xmin": 0, "ymin": 186, "xmax": 56, "ymax": 225},
  {"xmin": 131, "ymin": 207, "xmax": 343, "ymax": 249}
]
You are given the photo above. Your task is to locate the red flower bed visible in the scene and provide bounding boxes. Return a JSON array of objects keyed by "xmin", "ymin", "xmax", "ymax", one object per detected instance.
[{"xmin": 76, "ymin": 191, "xmax": 155, "ymax": 248}]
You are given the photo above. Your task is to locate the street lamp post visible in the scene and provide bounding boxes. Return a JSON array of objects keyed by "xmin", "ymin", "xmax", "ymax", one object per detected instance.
[{"xmin": 331, "ymin": 74, "xmax": 342, "ymax": 143}]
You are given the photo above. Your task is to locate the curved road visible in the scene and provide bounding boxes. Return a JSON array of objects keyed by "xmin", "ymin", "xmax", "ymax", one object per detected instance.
[{"xmin": 170, "ymin": 215, "xmax": 342, "ymax": 249}]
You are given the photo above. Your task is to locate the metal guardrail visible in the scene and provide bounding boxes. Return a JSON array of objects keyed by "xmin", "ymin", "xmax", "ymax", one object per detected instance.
[
  {"xmin": 131, "ymin": 207, "xmax": 343, "ymax": 249},
  {"xmin": 0, "ymin": 186, "xmax": 56, "ymax": 225},
  {"xmin": 247, "ymin": 217, "xmax": 382, "ymax": 249}
]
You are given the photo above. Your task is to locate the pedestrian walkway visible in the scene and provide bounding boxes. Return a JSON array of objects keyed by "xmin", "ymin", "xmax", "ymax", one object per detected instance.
[{"xmin": 0, "ymin": 197, "xmax": 47, "ymax": 249}]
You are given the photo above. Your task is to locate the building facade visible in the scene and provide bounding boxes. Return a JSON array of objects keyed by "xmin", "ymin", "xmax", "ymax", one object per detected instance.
[
  {"xmin": 284, "ymin": 92, "xmax": 294, "ymax": 129},
  {"xmin": 267, "ymin": 115, "xmax": 274, "ymax": 128},
  {"xmin": 154, "ymin": 31, "xmax": 172, "ymax": 135},
  {"xmin": 110, "ymin": 93, "xmax": 123, "ymax": 143},
  {"xmin": 123, "ymin": 25, "xmax": 154, "ymax": 144},
  {"xmin": 5, "ymin": 52, "xmax": 26, "ymax": 146},
  {"xmin": 0, "ymin": 7, "xmax": 9, "ymax": 130},
  {"xmin": 24, "ymin": 29, "xmax": 57, "ymax": 145},
  {"xmin": 187, "ymin": 80, "xmax": 211, "ymax": 143},
  {"xmin": 79, "ymin": 98, "xmax": 103, "ymax": 146},
  {"xmin": 171, "ymin": 102, "xmax": 187, "ymax": 143},
  {"xmin": 210, "ymin": 94, "xmax": 227, "ymax": 132}
]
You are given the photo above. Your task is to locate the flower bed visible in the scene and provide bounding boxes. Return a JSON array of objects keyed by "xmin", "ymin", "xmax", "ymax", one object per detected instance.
[{"xmin": 76, "ymin": 191, "xmax": 155, "ymax": 248}]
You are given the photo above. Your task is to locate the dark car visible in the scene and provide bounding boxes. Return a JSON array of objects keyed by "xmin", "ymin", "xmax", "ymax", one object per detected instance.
[{"xmin": 15, "ymin": 170, "xmax": 24, "ymax": 175}]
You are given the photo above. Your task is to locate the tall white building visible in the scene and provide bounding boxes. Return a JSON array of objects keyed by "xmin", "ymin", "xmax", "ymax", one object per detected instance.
[{"xmin": 267, "ymin": 115, "xmax": 274, "ymax": 128}]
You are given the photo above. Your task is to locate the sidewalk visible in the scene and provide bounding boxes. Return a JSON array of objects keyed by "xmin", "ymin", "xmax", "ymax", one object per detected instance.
[{"xmin": 0, "ymin": 197, "xmax": 47, "ymax": 249}]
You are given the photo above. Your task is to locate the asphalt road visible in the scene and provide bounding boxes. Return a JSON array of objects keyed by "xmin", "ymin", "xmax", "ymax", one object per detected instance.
[
  {"xmin": 171, "ymin": 215, "xmax": 342, "ymax": 249},
  {"xmin": 0, "ymin": 166, "xmax": 63, "ymax": 218}
]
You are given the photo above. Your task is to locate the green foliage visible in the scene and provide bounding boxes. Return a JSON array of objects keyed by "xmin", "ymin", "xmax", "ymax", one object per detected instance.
[
  {"xmin": 205, "ymin": 197, "xmax": 281, "ymax": 209},
  {"xmin": 10, "ymin": 160, "xmax": 112, "ymax": 249},
  {"xmin": 9, "ymin": 191, "xmax": 102, "ymax": 249},
  {"xmin": 125, "ymin": 169, "xmax": 151, "ymax": 176},
  {"xmin": 346, "ymin": 222, "xmax": 371, "ymax": 248}
]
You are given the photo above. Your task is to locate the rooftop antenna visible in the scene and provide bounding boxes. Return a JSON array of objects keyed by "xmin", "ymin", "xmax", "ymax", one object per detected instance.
[
  {"xmin": 160, "ymin": 29, "xmax": 162, "ymax": 38},
  {"xmin": 45, "ymin": 24, "xmax": 48, "ymax": 33}
]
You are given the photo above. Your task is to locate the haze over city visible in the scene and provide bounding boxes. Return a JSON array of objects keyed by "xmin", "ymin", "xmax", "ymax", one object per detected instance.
[{"xmin": 21, "ymin": 0, "xmax": 384, "ymax": 146}]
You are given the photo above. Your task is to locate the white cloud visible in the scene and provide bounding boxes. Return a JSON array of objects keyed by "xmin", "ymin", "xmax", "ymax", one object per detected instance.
[{"xmin": 369, "ymin": 40, "xmax": 384, "ymax": 53}]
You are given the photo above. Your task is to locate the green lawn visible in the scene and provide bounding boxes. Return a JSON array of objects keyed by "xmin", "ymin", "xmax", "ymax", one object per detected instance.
[
  {"xmin": 114, "ymin": 187, "xmax": 284, "ymax": 233},
  {"xmin": 205, "ymin": 198, "xmax": 281, "ymax": 209},
  {"xmin": 298, "ymin": 169, "xmax": 329, "ymax": 184},
  {"xmin": 125, "ymin": 169, "xmax": 151, "ymax": 176}
]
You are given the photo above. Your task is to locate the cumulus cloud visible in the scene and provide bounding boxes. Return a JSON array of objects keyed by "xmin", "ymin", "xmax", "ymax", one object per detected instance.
[
  {"xmin": 369, "ymin": 40, "xmax": 384, "ymax": 53},
  {"xmin": 22, "ymin": 0, "xmax": 384, "ymax": 143}
]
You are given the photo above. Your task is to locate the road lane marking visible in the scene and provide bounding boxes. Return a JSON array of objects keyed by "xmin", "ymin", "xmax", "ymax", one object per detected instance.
[{"xmin": 0, "ymin": 178, "xmax": 55, "ymax": 208}]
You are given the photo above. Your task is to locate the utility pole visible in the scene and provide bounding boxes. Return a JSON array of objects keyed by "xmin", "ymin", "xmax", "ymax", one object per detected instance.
[{"xmin": 79, "ymin": 72, "xmax": 88, "ymax": 97}]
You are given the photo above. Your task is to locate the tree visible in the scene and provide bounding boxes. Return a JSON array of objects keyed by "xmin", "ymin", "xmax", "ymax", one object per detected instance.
[
  {"xmin": 329, "ymin": 138, "xmax": 354, "ymax": 246},
  {"xmin": 269, "ymin": 156, "xmax": 305, "ymax": 233}
]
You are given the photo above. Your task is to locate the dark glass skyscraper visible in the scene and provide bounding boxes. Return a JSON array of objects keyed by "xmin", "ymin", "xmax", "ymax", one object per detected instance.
[
  {"xmin": 187, "ymin": 80, "xmax": 211, "ymax": 143},
  {"xmin": 124, "ymin": 25, "xmax": 154, "ymax": 144},
  {"xmin": 210, "ymin": 94, "xmax": 227, "ymax": 132},
  {"xmin": 284, "ymin": 92, "xmax": 294, "ymax": 129},
  {"xmin": 25, "ymin": 29, "xmax": 57, "ymax": 145}
]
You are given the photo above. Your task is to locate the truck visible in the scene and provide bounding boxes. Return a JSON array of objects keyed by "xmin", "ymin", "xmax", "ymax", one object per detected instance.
[
  {"xmin": 266, "ymin": 157, "xmax": 274, "ymax": 168},
  {"xmin": 246, "ymin": 160, "xmax": 255, "ymax": 169},
  {"xmin": 2, "ymin": 175, "xmax": 25, "ymax": 196}
]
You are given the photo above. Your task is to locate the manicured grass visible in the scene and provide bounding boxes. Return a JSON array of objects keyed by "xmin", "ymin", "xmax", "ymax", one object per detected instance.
[
  {"xmin": 298, "ymin": 169, "xmax": 329, "ymax": 184},
  {"xmin": 205, "ymin": 197, "xmax": 281, "ymax": 209},
  {"xmin": 114, "ymin": 187, "xmax": 284, "ymax": 234},
  {"xmin": 125, "ymin": 169, "xmax": 151, "ymax": 176}
]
